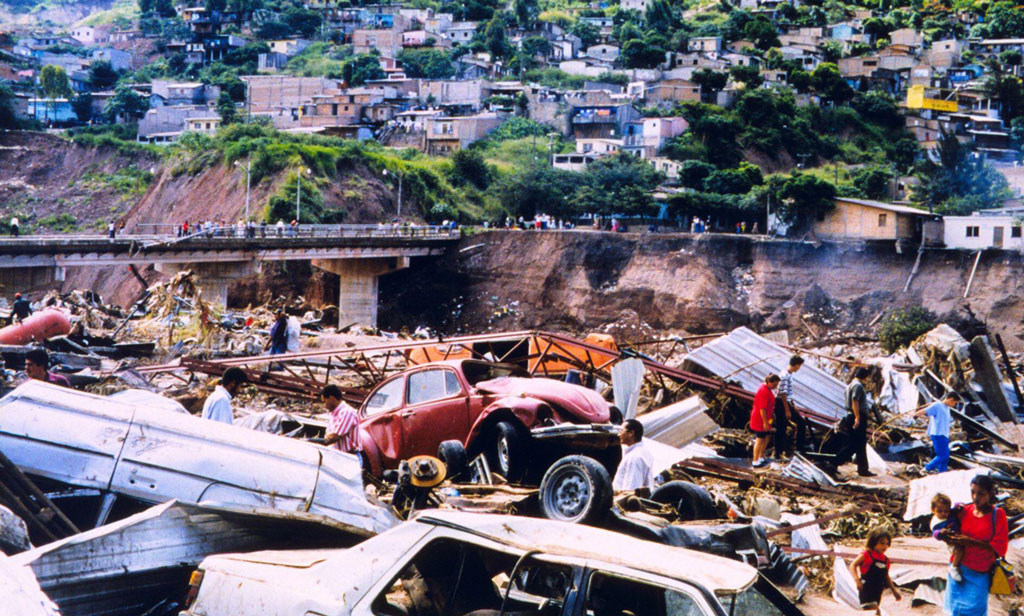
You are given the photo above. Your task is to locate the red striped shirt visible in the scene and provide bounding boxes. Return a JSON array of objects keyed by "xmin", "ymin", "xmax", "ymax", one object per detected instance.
[{"xmin": 328, "ymin": 402, "xmax": 361, "ymax": 453}]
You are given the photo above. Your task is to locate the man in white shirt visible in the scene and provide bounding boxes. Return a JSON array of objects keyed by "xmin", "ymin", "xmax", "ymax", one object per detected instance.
[
  {"xmin": 10, "ymin": 216, "xmax": 18, "ymax": 237},
  {"xmin": 613, "ymin": 419, "xmax": 654, "ymax": 492},
  {"xmin": 201, "ymin": 367, "xmax": 248, "ymax": 424}
]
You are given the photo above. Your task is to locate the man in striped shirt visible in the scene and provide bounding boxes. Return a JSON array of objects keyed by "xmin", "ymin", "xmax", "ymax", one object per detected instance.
[
  {"xmin": 322, "ymin": 385, "xmax": 362, "ymax": 456},
  {"xmin": 773, "ymin": 355, "xmax": 808, "ymax": 458}
]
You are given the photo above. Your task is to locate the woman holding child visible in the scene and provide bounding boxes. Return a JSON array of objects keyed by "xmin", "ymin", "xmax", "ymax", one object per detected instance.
[{"xmin": 941, "ymin": 475, "xmax": 1008, "ymax": 616}]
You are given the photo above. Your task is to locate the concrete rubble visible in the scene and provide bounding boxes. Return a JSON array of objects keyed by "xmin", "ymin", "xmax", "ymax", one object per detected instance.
[{"xmin": 0, "ymin": 285, "xmax": 1023, "ymax": 615}]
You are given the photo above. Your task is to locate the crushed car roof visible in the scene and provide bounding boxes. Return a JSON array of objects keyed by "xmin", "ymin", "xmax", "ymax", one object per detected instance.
[{"xmin": 414, "ymin": 511, "xmax": 758, "ymax": 593}]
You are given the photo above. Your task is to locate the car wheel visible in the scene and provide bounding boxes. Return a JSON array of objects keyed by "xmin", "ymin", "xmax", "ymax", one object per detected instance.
[
  {"xmin": 650, "ymin": 480, "xmax": 717, "ymax": 521},
  {"xmin": 437, "ymin": 439, "xmax": 469, "ymax": 481},
  {"xmin": 539, "ymin": 455, "xmax": 613, "ymax": 524},
  {"xmin": 488, "ymin": 421, "xmax": 528, "ymax": 480}
]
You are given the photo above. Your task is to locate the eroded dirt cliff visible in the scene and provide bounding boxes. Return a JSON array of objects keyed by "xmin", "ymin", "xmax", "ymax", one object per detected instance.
[{"xmin": 378, "ymin": 231, "xmax": 1024, "ymax": 350}]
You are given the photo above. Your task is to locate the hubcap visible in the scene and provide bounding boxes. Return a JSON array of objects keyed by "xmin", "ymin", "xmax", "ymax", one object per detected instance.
[
  {"xmin": 548, "ymin": 469, "xmax": 591, "ymax": 520},
  {"xmin": 497, "ymin": 436, "xmax": 511, "ymax": 474}
]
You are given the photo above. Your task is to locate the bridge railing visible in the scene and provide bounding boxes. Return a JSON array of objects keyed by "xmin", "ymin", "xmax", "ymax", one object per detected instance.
[{"xmin": 135, "ymin": 223, "xmax": 460, "ymax": 240}]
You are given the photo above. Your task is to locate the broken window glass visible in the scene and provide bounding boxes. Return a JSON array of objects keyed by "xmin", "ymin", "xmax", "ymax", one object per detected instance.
[{"xmin": 371, "ymin": 538, "xmax": 573, "ymax": 616}]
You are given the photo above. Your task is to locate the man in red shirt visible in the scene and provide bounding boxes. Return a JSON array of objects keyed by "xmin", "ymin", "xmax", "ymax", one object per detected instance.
[
  {"xmin": 750, "ymin": 373, "xmax": 780, "ymax": 468},
  {"xmin": 321, "ymin": 384, "xmax": 362, "ymax": 456}
]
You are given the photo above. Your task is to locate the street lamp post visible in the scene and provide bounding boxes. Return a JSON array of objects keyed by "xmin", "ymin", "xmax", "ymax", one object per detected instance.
[
  {"xmin": 296, "ymin": 167, "xmax": 310, "ymax": 223},
  {"xmin": 234, "ymin": 158, "xmax": 252, "ymax": 226}
]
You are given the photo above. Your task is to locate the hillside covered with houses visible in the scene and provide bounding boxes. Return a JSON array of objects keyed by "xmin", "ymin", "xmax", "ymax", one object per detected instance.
[{"xmin": 2, "ymin": 0, "xmax": 1024, "ymax": 245}]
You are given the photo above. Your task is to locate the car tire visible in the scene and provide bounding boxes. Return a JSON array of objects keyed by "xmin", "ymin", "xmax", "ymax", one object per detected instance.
[
  {"xmin": 650, "ymin": 480, "xmax": 718, "ymax": 521},
  {"xmin": 437, "ymin": 439, "xmax": 469, "ymax": 481},
  {"xmin": 539, "ymin": 455, "xmax": 613, "ymax": 524},
  {"xmin": 488, "ymin": 421, "xmax": 528, "ymax": 480}
]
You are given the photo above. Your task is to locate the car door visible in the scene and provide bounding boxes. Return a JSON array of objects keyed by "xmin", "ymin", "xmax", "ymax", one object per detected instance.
[
  {"xmin": 360, "ymin": 375, "xmax": 407, "ymax": 469},
  {"xmin": 400, "ymin": 367, "xmax": 469, "ymax": 456}
]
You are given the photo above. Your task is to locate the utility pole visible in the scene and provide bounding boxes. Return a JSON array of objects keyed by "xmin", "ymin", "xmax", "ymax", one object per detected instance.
[
  {"xmin": 234, "ymin": 158, "xmax": 251, "ymax": 224},
  {"xmin": 296, "ymin": 167, "xmax": 310, "ymax": 222}
]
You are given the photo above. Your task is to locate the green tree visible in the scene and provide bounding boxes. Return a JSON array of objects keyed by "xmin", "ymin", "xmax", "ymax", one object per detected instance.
[
  {"xmin": 39, "ymin": 64, "xmax": 72, "ymax": 124},
  {"xmin": 72, "ymin": 93, "xmax": 93, "ymax": 122},
  {"xmin": 492, "ymin": 162, "xmax": 586, "ymax": 218},
  {"xmin": 788, "ymin": 69, "xmax": 812, "ymax": 93},
  {"xmin": 811, "ymin": 62, "xmax": 853, "ymax": 103},
  {"xmin": 204, "ymin": 0, "xmax": 226, "ymax": 11},
  {"xmin": 729, "ymin": 64, "xmax": 762, "ymax": 88},
  {"xmin": 257, "ymin": 21, "xmax": 290, "ymax": 39},
  {"xmin": 342, "ymin": 53, "xmax": 385, "ymax": 86},
  {"xmin": 744, "ymin": 17, "xmax": 779, "ymax": 50},
  {"xmin": 821, "ymin": 40, "xmax": 843, "ymax": 62},
  {"xmin": 452, "ymin": 148, "xmax": 490, "ymax": 189},
  {"xmin": 103, "ymin": 84, "xmax": 150, "ymax": 122},
  {"xmin": 284, "ymin": 7, "xmax": 322, "ymax": 38},
  {"xmin": 644, "ymin": 0, "xmax": 674, "ymax": 32},
  {"xmin": 915, "ymin": 131, "xmax": 1010, "ymax": 212},
  {"xmin": 692, "ymin": 68, "xmax": 728, "ymax": 101},
  {"xmin": 984, "ymin": 61, "xmax": 1024, "ymax": 122},
  {"xmin": 216, "ymin": 91, "xmax": 237, "ymax": 125},
  {"xmin": 88, "ymin": 60, "xmax": 120, "ymax": 90},
  {"xmin": 852, "ymin": 166, "xmax": 893, "ymax": 200},
  {"xmin": 0, "ymin": 84, "xmax": 20, "ymax": 129},
  {"xmin": 984, "ymin": 0, "xmax": 1024, "ymax": 38},
  {"xmin": 514, "ymin": 0, "xmax": 537, "ymax": 29},
  {"xmin": 572, "ymin": 152, "xmax": 663, "ymax": 216},
  {"xmin": 570, "ymin": 21, "xmax": 600, "ymax": 49},
  {"xmin": 485, "ymin": 15, "xmax": 510, "ymax": 59},
  {"xmin": 397, "ymin": 49, "xmax": 456, "ymax": 78},
  {"xmin": 878, "ymin": 307, "xmax": 936, "ymax": 353},
  {"xmin": 619, "ymin": 38, "xmax": 665, "ymax": 69},
  {"xmin": 776, "ymin": 172, "xmax": 836, "ymax": 228}
]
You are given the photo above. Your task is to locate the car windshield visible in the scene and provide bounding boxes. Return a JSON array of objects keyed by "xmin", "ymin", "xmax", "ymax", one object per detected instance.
[
  {"xmin": 715, "ymin": 576, "xmax": 803, "ymax": 616},
  {"xmin": 462, "ymin": 361, "xmax": 530, "ymax": 386}
]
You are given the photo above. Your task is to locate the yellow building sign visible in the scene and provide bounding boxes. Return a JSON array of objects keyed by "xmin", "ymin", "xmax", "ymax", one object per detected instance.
[{"xmin": 906, "ymin": 85, "xmax": 959, "ymax": 112}]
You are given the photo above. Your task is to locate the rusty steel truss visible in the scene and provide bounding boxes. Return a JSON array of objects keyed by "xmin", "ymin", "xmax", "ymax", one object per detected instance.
[{"xmin": 140, "ymin": 330, "xmax": 840, "ymax": 428}]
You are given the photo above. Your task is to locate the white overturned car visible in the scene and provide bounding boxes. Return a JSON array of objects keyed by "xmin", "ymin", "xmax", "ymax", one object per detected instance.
[
  {"xmin": 182, "ymin": 510, "xmax": 804, "ymax": 616},
  {"xmin": 0, "ymin": 381, "xmax": 394, "ymax": 535}
]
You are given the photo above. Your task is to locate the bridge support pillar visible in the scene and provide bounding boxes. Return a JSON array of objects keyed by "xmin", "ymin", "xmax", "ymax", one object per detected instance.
[
  {"xmin": 0, "ymin": 266, "xmax": 65, "ymax": 294},
  {"xmin": 155, "ymin": 261, "xmax": 261, "ymax": 307},
  {"xmin": 312, "ymin": 257, "xmax": 409, "ymax": 328}
]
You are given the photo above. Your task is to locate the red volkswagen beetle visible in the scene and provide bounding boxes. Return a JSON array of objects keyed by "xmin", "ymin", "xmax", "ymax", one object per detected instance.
[{"xmin": 357, "ymin": 359, "xmax": 621, "ymax": 480}]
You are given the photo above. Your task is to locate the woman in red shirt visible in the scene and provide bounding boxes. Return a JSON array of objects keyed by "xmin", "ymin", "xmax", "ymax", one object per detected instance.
[
  {"xmin": 942, "ymin": 474, "xmax": 1008, "ymax": 616},
  {"xmin": 750, "ymin": 374, "xmax": 780, "ymax": 468}
]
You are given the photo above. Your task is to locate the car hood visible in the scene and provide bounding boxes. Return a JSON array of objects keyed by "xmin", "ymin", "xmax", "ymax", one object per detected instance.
[{"xmin": 475, "ymin": 376, "xmax": 610, "ymax": 423}]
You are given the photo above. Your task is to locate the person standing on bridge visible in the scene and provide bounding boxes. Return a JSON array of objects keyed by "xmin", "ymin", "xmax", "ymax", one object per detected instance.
[
  {"xmin": 108, "ymin": 222, "xmax": 115, "ymax": 239},
  {"xmin": 276, "ymin": 220, "xmax": 285, "ymax": 237},
  {"xmin": 10, "ymin": 216, "xmax": 18, "ymax": 237}
]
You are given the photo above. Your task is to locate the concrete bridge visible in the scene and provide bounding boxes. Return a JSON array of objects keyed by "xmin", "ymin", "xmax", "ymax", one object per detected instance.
[{"xmin": 0, "ymin": 225, "xmax": 458, "ymax": 326}]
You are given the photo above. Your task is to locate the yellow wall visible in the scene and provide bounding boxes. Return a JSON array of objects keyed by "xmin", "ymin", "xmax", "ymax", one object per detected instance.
[{"xmin": 813, "ymin": 200, "xmax": 912, "ymax": 240}]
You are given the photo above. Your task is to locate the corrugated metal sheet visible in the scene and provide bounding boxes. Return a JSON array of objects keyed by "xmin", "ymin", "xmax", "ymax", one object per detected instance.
[
  {"xmin": 683, "ymin": 327, "xmax": 846, "ymax": 423},
  {"xmin": 782, "ymin": 454, "xmax": 838, "ymax": 487},
  {"xmin": 638, "ymin": 395, "xmax": 717, "ymax": 448},
  {"xmin": 11, "ymin": 500, "xmax": 366, "ymax": 616}
]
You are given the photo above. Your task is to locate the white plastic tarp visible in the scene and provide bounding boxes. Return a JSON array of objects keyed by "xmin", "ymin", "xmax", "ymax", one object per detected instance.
[
  {"xmin": 873, "ymin": 357, "xmax": 921, "ymax": 416},
  {"xmin": 904, "ymin": 469, "xmax": 987, "ymax": 521},
  {"xmin": 780, "ymin": 512, "xmax": 828, "ymax": 553},
  {"xmin": 611, "ymin": 358, "xmax": 645, "ymax": 420}
]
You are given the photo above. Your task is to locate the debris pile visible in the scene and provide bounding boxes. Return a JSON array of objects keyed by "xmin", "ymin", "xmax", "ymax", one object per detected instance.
[{"xmin": 0, "ymin": 285, "xmax": 1023, "ymax": 616}]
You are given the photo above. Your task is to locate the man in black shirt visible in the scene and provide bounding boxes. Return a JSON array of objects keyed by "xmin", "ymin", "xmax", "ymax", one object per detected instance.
[{"xmin": 12, "ymin": 293, "xmax": 31, "ymax": 322}]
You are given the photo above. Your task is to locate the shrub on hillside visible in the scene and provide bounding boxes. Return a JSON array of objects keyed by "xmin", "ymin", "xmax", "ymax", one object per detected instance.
[{"xmin": 878, "ymin": 306, "xmax": 937, "ymax": 353}]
